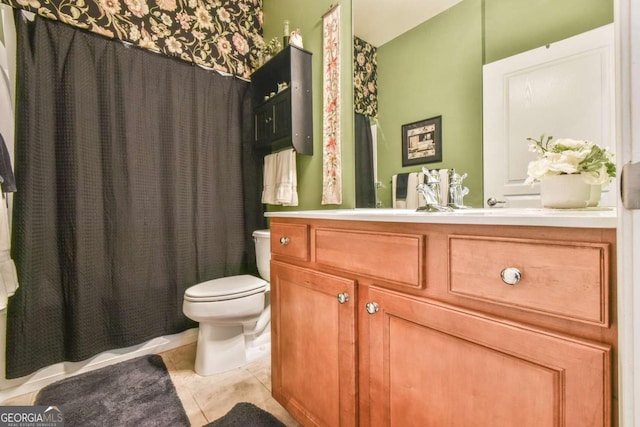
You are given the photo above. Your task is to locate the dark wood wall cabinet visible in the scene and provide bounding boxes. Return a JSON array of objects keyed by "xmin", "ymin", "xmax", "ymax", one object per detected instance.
[{"xmin": 251, "ymin": 45, "xmax": 313, "ymax": 155}]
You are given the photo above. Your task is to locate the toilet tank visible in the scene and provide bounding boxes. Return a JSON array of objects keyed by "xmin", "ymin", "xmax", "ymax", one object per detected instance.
[{"xmin": 252, "ymin": 229, "xmax": 271, "ymax": 281}]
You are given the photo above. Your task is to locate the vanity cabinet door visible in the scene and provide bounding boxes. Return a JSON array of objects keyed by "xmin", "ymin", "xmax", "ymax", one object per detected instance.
[
  {"xmin": 365, "ymin": 287, "xmax": 612, "ymax": 427},
  {"xmin": 271, "ymin": 261, "xmax": 357, "ymax": 427}
]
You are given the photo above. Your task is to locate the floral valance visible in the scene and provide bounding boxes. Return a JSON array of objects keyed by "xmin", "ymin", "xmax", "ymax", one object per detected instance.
[
  {"xmin": 0, "ymin": 0, "xmax": 264, "ymax": 78},
  {"xmin": 354, "ymin": 36, "xmax": 377, "ymax": 118}
]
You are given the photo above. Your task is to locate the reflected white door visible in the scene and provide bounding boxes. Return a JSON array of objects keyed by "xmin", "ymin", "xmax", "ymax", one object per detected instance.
[{"xmin": 483, "ymin": 24, "xmax": 615, "ymax": 208}]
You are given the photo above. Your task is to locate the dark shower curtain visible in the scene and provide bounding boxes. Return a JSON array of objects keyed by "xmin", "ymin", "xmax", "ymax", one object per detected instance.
[
  {"xmin": 5, "ymin": 15, "xmax": 263, "ymax": 378},
  {"xmin": 355, "ymin": 113, "xmax": 376, "ymax": 208}
]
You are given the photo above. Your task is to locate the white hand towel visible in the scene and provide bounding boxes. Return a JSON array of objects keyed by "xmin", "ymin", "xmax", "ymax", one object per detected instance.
[
  {"xmin": 285, "ymin": 151, "xmax": 299, "ymax": 206},
  {"xmin": 393, "ymin": 172, "xmax": 425, "ymax": 209},
  {"xmin": 392, "ymin": 173, "xmax": 409, "ymax": 208},
  {"xmin": 404, "ymin": 173, "xmax": 420, "ymax": 209},
  {"xmin": 439, "ymin": 169, "xmax": 449, "ymax": 207},
  {"xmin": 392, "ymin": 174, "xmax": 404, "ymax": 208},
  {"xmin": 261, "ymin": 153, "xmax": 278, "ymax": 205},
  {"xmin": 275, "ymin": 149, "xmax": 298, "ymax": 206}
]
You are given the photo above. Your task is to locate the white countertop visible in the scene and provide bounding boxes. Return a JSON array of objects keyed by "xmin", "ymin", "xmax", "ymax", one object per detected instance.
[{"xmin": 265, "ymin": 207, "xmax": 617, "ymax": 228}]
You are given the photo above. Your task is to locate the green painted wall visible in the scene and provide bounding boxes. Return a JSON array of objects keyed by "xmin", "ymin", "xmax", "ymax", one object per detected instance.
[
  {"xmin": 374, "ymin": 0, "xmax": 613, "ymax": 208},
  {"xmin": 376, "ymin": 0, "xmax": 483, "ymax": 207},
  {"xmin": 262, "ymin": 0, "xmax": 354, "ymax": 210},
  {"xmin": 484, "ymin": 0, "xmax": 613, "ymax": 64}
]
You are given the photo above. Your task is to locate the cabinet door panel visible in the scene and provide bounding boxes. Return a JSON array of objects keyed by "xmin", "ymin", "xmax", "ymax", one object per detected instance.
[
  {"xmin": 271, "ymin": 261, "xmax": 357, "ymax": 427},
  {"xmin": 367, "ymin": 288, "xmax": 611, "ymax": 427},
  {"xmin": 254, "ymin": 105, "xmax": 273, "ymax": 145},
  {"xmin": 271, "ymin": 94, "xmax": 291, "ymax": 142}
]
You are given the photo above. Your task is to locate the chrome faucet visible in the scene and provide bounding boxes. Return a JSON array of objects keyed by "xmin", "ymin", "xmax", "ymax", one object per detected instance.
[
  {"xmin": 416, "ymin": 168, "xmax": 453, "ymax": 212},
  {"xmin": 448, "ymin": 169, "xmax": 470, "ymax": 209}
]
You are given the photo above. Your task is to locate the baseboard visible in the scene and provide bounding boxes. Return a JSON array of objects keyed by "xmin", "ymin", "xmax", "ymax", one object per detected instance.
[{"xmin": 0, "ymin": 328, "xmax": 198, "ymax": 402}]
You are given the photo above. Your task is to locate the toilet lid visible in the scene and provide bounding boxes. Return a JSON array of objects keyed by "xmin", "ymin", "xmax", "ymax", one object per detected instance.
[
  {"xmin": 252, "ymin": 229, "xmax": 270, "ymax": 238},
  {"xmin": 184, "ymin": 275, "xmax": 267, "ymax": 302}
]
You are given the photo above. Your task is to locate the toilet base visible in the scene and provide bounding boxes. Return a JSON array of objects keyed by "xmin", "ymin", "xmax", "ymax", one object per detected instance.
[
  {"xmin": 194, "ymin": 323, "xmax": 246, "ymax": 376},
  {"xmin": 193, "ymin": 322, "xmax": 272, "ymax": 376},
  {"xmin": 246, "ymin": 326, "xmax": 271, "ymax": 363}
]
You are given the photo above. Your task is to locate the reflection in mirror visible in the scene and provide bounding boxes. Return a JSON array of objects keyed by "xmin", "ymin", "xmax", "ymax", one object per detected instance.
[
  {"xmin": 353, "ymin": 37, "xmax": 377, "ymax": 208},
  {"xmin": 352, "ymin": 0, "xmax": 463, "ymax": 208},
  {"xmin": 353, "ymin": 0, "xmax": 462, "ymax": 47},
  {"xmin": 353, "ymin": 0, "xmax": 613, "ymax": 209}
]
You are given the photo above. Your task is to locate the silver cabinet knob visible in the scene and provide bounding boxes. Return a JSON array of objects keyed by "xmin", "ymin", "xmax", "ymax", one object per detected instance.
[
  {"xmin": 487, "ymin": 197, "xmax": 507, "ymax": 207},
  {"xmin": 337, "ymin": 292, "xmax": 349, "ymax": 304},
  {"xmin": 500, "ymin": 267, "xmax": 522, "ymax": 285},
  {"xmin": 365, "ymin": 302, "xmax": 379, "ymax": 315},
  {"xmin": 279, "ymin": 236, "xmax": 290, "ymax": 246}
]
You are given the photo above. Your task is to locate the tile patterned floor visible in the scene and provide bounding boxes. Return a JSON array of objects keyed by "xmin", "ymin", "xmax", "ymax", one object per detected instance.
[{"xmin": 1, "ymin": 343, "xmax": 301, "ymax": 427}]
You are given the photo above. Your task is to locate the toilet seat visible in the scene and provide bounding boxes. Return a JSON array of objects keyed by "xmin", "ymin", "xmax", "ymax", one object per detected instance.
[{"xmin": 184, "ymin": 275, "xmax": 267, "ymax": 302}]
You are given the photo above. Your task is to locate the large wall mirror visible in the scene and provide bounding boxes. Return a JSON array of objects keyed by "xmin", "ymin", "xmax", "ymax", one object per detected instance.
[{"xmin": 352, "ymin": 0, "xmax": 613, "ymax": 208}]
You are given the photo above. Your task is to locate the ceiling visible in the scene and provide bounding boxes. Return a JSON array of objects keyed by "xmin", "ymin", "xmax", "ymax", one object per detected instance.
[{"xmin": 353, "ymin": 0, "xmax": 463, "ymax": 47}]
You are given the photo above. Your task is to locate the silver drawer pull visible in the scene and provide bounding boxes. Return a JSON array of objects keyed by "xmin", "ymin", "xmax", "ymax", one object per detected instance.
[
  {"xmin": 365, "ymin": 302, "xmax": 379, "ymax": 315},
  {"xmin": 337, "ymin": 292, "xmax": 349, "ymax": 304},
  {"xmin": 279, "ymin": 236, "xmax": 290, "ymax": 246},
  {"xmin": 500, "ymin": 267, "xmax": 522, "ymax": 285}
]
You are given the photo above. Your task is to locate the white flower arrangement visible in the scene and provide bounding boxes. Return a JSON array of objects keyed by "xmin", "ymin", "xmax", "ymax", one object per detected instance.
[{"xmin": 525, "ymin": 135, "xmax": 616, "ymax": 186}]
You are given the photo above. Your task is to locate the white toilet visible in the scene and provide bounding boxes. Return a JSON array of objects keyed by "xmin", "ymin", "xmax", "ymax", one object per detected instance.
[{"xmin": 183, "ymin": 229, "xmax": 271, "ymax": 376}]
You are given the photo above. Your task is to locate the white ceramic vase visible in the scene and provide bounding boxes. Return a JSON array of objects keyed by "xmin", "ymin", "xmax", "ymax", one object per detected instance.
[
  {"xmin": 588, "ymin": 184, "xmax": 602, "ymax": 207},
  {"xmin": 540, "ymin": 173, "xmax": 595, "ymax": 209}
]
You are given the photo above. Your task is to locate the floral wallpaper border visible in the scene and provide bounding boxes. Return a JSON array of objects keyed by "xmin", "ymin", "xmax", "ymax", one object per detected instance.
[
  {"xmin": 354, "ymin": 36, "xmax": 377, "ymax": 117},
  {"xmin": 0, "ymin": 0, "xmax": 264, "ymax": 78},
  {"xmin": 321, "ymin": 4, "xmax": 341, "ymax": 205}
]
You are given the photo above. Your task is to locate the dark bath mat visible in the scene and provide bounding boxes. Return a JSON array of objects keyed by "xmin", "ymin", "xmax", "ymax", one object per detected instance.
[
  {"xmin": 204, "ymin": 402, "xmax": 287, "ymax": 427},
  {"xmin": 35, "ymin": 354, "xmax": 189, "ymax": 427}
]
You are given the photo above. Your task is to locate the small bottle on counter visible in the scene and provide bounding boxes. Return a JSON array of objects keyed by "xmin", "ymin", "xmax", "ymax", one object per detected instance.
[{"xmin": 283, "ymin": 20, "xmax": 290, "ymax": 46}]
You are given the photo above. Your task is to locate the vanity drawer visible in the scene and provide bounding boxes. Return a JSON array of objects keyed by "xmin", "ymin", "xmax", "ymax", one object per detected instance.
[
  {"xmin": 448, "ymin": 235, "xmax": 610, "ymax": 326},
  {"xmin": 270, "ymin": 223, "xmax": 309, "ymax": 261},
  {"xmin": 315, "ymin": 228, "xmax": 425, "ymax": 288}
]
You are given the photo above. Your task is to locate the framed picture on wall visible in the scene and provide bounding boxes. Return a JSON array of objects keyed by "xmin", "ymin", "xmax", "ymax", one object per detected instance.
[{"xmin": 401, "ymin": 116, "xmax": 442, "ymax": 166}]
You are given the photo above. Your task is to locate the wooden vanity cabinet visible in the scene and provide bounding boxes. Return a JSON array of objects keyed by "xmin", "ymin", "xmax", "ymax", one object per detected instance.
[
  {"xmin": 366, "ymin": 287, "xmax": 611, "ymax": 426},
  {"xmin": 270, "ymin": 261, "xmax": 357, "ymax": 427},
  {"xmin": 269, "ymin": 218, "xmax": 617, "ymax": 427}
]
